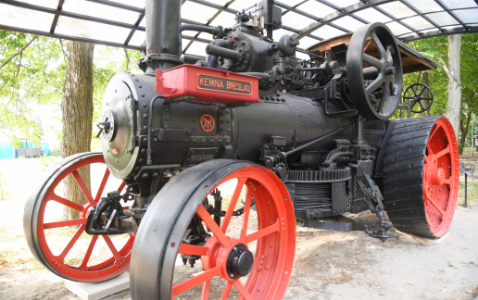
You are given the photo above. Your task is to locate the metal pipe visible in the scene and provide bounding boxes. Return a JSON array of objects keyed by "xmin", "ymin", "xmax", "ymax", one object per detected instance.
[
  {"xmin": 206, "ymin": 44, "xmax": 241, "ymax": 61},
  {"xmin": 179, "ymin": 24, "xmax": 224, "ymax": 37},
  {"xmin": 182, "ymin": 54, "xmax": 206, "ymax": 65},
  {"xmin": 285, "ymin": 124, "xmax": 355, "ymax": 157},
  {"xmin": 206, "ymin": 39, "xmax": 230, "ymax": 68},
  {"xmin": 145, "ymin": 0, "xmax": 182, "ymax": 70}
]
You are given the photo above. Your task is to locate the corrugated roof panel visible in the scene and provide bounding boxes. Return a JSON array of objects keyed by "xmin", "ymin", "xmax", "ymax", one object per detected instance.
[
  {"xmin": 454, "ymin": 8, "xmax": 478, "ymax": 23},
  {"xmin": 296, "ymin": 1, "xmax": 336, "ymax": 18},
  {"xmin": 426, "ymin": 11, "xmax": 460, "ymax": 26},
  {"xmin": 440, "ymin": 0, "xmax": 477, "ymax": 9},
  {"xmin": 282, "ymin": 11, "xmax": 315, "ymax": 28},
  {"xmin": 181, "ymin": 1, "xmax": 218, "ymax": 24},
  {"xmin": 405, "ymin": 0, "xmax": 443, "ymax": 13},
  {"xmin": 353, "ymin": 7, "xmax": 392, "ymax": 23},
  {"xmin": 311, "ymin": 24, "xmax": 347, "ymax": 40},
  {"xmin": 0, "ymin": 4, "xmax": 54, "ymax": 32},
  {"xmin": 63, "ymin": 0, "xmax": 140, "ymax": 25},
  {"xmin": 379, "ymin": 1, "xmax": 416, "ymax": 19},
  {"xmin": 332, "ymin": 16, "xmax": 368, "ymax": 32},
  {"xmin": 401, "ymin": 15, "xmax": 435, "ymax": 30},
  {"xmin": 56, "ymin": 16, "xmax": 131, "ymax": 43},
  {"xmin": 385, "ymin": 21, "xmax": 413, "ymax": 35}
]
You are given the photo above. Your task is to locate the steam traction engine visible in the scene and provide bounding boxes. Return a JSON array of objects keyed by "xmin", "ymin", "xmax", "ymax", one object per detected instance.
[{"xmin": 24, "ymin": 0, "xmax": 459, "ymax": 299}]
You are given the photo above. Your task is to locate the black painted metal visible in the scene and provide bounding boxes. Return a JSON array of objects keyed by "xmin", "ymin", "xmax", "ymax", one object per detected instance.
[
  {"xmin": 145, "ymin": 0, "xmax": 183, "ymax": 70},
  {"xmin": 346, "ymin": 22, "xmax": 403, "ymax": 120}
]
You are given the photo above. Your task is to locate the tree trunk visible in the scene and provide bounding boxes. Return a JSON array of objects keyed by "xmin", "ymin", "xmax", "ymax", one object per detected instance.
[
  {"xmin": 61, "ymin": 41, "xmax": 94, "ymax": 220},
  {"xmin": 444, "ymin": 34, "xmax": 462, "ymax": 138},
  {"xmin": 458, "ymin": 107, "xmax": 472, "ymax": 154}
]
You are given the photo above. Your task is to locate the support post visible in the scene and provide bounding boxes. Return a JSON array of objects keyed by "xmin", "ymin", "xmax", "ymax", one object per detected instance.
[{"xmin": 465, "ymin": 172, "xmax": 468, "ymax": 208}]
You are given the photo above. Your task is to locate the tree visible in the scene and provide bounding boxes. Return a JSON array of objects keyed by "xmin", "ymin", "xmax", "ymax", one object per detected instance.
[
  {"xmin": 442, "ymin": 34, "xmax": 462, "ymax": 138},
  {"xmin": 61, "ymin": 41, "xmax": 95, "ymax": 219},
  {"xmin": 0, "ymin": 31, "xmax": 64, "ymax": 146}
]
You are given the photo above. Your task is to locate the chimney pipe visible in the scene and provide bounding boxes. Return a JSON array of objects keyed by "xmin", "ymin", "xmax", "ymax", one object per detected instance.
[{"xmin": 145, "ymin": 0, "xmax": 183, "ymax": 71}]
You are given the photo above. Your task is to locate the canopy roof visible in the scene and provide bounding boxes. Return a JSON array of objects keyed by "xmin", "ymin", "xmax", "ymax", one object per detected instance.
[{"xmin": 0, "ymin": 0, "xmax": 477, "ymax": 59}]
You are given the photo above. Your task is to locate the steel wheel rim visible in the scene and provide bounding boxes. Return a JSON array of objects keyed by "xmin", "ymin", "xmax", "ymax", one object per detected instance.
[
  {"xmin": 172, "ymin": 166, "xmax": 295, "ymax": 299},
  {"xmin": 423, "ymin": 118, "xmax": 459, "ymax": 237},
  {"xmin": 403, "ymin": 83, "xmax": 434, "ymax": 113},
  {"xmin": 34, "ymin": 154, "xmax": 134, "ymax": 282}
]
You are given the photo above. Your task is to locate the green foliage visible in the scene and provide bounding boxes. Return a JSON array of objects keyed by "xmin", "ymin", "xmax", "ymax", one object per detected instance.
[
  {"xmin": 0, "ymin": 31, "xmax": 65, "ymax": 146},
  {"xmin": 34, "ymin": 155, "xmax": 60, "ymax": 172}
]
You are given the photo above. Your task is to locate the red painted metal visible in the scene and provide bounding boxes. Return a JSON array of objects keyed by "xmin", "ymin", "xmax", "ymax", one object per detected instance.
[
  {"xmin": 36, "ymin": 154, "xmax": 134, "ymax": 282},
  {"xmin": 423, "ymin": 118, "xmax": 459, "ymax": 237},
  {"xmin": 174, "ymin": 166, "xmax": 296, "ymax": 299},
  {"xmin": 155, "ymin": 65, "xmax": 261, "ymax": 104}
]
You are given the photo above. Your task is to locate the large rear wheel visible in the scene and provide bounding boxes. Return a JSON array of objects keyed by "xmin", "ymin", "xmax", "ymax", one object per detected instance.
[
  {"xmin": 24, "ymin": 152, "xmax": 134, "ymax": 282},
  {"xmin": 382, "ymin": 117, "xmax": 459, "ymax": 238},
  {"xmin": 130, "ymin": 159, "xmax": 296, "ymax": 299}
]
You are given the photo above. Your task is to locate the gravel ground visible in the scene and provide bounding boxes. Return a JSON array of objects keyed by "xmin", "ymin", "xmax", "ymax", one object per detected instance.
[{"xmin": 0, "ymin": 158, "xmax": 477, "ymax": 300}]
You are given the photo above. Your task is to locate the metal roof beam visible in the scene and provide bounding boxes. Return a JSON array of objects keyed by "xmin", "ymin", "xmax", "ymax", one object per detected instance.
[
  {"xmin": 1, "ymin": 0, "xmax": 145, "ymax": 32},
  {"xmin": 399, "ymin": 24, "xmax": 478, "ymax": 42},
  {"xmin": 293, "ymin": 0, "xmax": 396, "ymax": 39},
  {"xmin": 399, "ymin": 0, "xmax": 442, "ymax": 31},
  {"xmin": 50, "ymin": 0, "xmax": 64, "ymax": 33},
  {"xmin": 314, "ymin": 0, "xmax": 369, "ymax": 25},
  {"xmin": 85, "ymin": 0, "xmax": 144, "ymax": 13},
  {"xmin": 275, "ymin": 1, "xmax": 351, "ymax": 36},
  {"xmin": 433, "ymin": 0, "xmax": 468, "ymax": 28}
]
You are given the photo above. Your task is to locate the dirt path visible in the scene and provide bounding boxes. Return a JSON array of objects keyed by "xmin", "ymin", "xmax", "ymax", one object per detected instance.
[{"xmin": 1, "ymin": 203, "xmax": 477, "ymax": 300}]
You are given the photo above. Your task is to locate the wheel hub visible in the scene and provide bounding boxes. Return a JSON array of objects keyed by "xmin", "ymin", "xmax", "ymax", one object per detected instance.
[
  {"xmin": 226, "ymin": 244, "xmax": 254, "ymax": 278},
  {"xmin": 429, "ymin": 167, "xmax": 445, "ymax": 185}
]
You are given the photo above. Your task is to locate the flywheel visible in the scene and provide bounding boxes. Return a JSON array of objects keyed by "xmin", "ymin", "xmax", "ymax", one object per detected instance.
[{"xmin": 382, "ymin": 117, "xmax": 459, "ymax": 238}]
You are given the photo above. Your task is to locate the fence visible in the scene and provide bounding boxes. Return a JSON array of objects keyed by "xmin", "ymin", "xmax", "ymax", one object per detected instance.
[{"xmin": 0, "ymin": 142, "xmax": 50, "ymax": 159}]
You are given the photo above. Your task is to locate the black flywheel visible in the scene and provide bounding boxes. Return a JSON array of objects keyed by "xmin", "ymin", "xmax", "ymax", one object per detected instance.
[{"xmin": 347, "ymin": 22, "xmax": 403, "ymax": 120}]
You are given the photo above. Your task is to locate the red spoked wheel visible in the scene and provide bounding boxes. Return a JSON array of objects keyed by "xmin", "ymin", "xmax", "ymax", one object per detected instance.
[
  {"xmin": 24, "ymin": 152, "xmax": 134, "ymax": 282},
  {"xmin": 423, "ymin": 118, "xmax": 459, "ymax": 237},
  {"xmin": 383, "ymin": 117, "xmax": 459, "ymax": 238},
  {"xmin": 130, "ymin": 160, "xmax": 296, "ymax": 300}
]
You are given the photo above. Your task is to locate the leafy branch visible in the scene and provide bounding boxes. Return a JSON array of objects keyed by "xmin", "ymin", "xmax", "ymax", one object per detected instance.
[{"xmin": 0, "ymin": 36, "xmax": 38, "ymax": 71}]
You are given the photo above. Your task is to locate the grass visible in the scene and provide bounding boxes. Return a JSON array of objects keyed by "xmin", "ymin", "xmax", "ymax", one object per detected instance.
[{"xmin": 458, "ymin": 180, "xmax": 478, "ymax": 207}]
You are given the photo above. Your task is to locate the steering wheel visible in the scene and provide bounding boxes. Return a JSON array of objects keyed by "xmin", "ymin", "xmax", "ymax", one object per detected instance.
[
  {"xmin": 403, "ymin": 83, "xmax": 434, "ymax": 113},
  {"xmin": 346, "ymin": 23, "xmax": 403, "ymax": 120}
]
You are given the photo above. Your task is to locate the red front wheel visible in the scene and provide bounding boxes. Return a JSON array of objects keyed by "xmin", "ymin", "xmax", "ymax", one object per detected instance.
[
  {"xmin": 130, "ymin": 160, "xmax": 296, "ymax": 299},
  {"xmin": 24, "ymin": 152, "xmax": 134, "ymax": 282}
]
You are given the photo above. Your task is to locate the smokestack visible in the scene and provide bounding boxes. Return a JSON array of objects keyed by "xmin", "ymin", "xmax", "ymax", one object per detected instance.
[{"xmin": 145, "ymin": 0, "xmax": 183, "ymax": 70}]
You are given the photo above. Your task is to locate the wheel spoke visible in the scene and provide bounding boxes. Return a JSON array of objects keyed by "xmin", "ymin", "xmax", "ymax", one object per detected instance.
[
  {"xmin": 43, "ymin": 218, "xmax": 87, "ymax": 229},
  {"xmin": 421, "ymin": 97, "xmax": 433, "ymax": 100},
  {"xmin": 427, "ymin": 197, "xmax": 445, "ymax": 216},
  {"xmin": 220, "ymin": 281, "xmax": 233, "ymax": 300},
  {"xmin": 241, "ymin": 189, "xmax": 253, "ymax": 239},
  {"xmin": 172, "ymin": 266, "xmax": 222, "ymax": 297},
  {"xmin": 221, "ymin": 178, "xmax": 247, "ymax": 232},
  {"xmin": 51, "ymin": 193, "xmax": 84, "ymax": 212},
  {"xmin": 362, "ymin": 53, "xmax": 383, "ymax": 69},
  {"xmin": 201, "ymin": 280, "xmax": 211, "ymax": 300},
  {"xmin": 442, "ymin": 178, "xmax": 451, "ymax": 185},
  {"xmin": 80, "ymin": 235, "xmax": 98, "ymax": 269},
  {"xmin": 372, "ymin": 31, "xmax": 386, "ymax": 58},
  {"xmin": 418, "ymin": 101, "xmax": 426, "ymax": 111},
  {"xmin": 72, "ymin": 170, "xmax": 96, "ymax": 206},
  {"xmin": 95, "ymin": 168, "xmax": 110, "ymax": 203},
  {"xmin": 411, "ymin": 86, "xmax": 418, "ymax": 97},
  {"xmin": 58, "ymin": 225, "xmax": 85, "ymax": 260},
  {"xmin": 233, "ymin": 280, "xmax": 255, "ymax": 300},
  {"xmin": 419, "ymin": 86, "xmax": 427, "ymax": 96},
  {"xmin": 102, "ymin": 235, "xmax": 122, "ymax": 262},
  {"xmin": 178, "ymin": 243, "xmax": 210, "ymax": 256},
  {"xmin": 366, "ymin": 74, "xmax": 384, "ymax": 95},
  {"xmin": 433, "ymin": 146, "xmax": 450, "ymax": 160},
  {"xmin": 196, "ymin": 204, "xmax": 230, "ymax": 247},
  {"xmin": 244, "ymin": 220, "xmax": 280, "ymax": 244}
]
